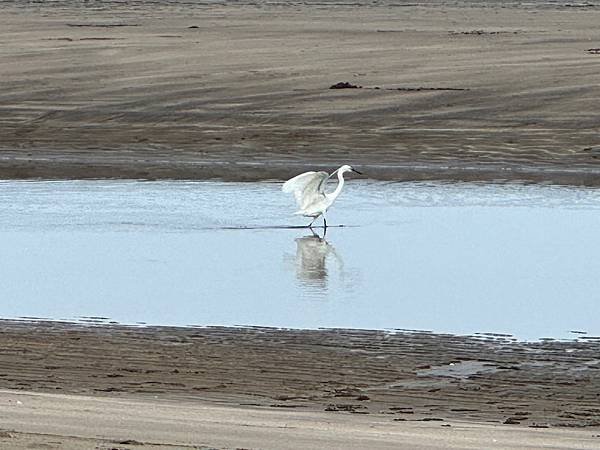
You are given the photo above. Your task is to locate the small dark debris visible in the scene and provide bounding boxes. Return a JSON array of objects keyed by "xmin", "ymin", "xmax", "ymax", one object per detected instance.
[
  {"xmin": 588, "ymin": 48, "xmax": 600, "ymax": 54},
  {"xmin": 325, "ymin": 403, "xmax": 365, "ymax": 412},
  {"xmin": 441, "ymin": 424, "xmax": 452, "ymax": 427},
  {"xmin": 450, "ymin": 30, "xmax": 518, "ymax": 36},
  {"xmin": 80, "ymin": 37, "xmax": 124, "ymax": 41},
  {"xmin": 330, "ymin": 82, "xmax": 361, "ymax": 89},
  {"xmin": 504, "ymin": 418, "xmax": 521, "ymax": 424},
  {"xmin": 66, "ymin": 23, "xmax": 138, "ymax": 28},
  {"xmin": 356, "ymin": 395, "xmax": 370, "ymax": 401},
  {"xmin": 453, "ymin": 30, "xmax": 488, "ymax": 35},
  {"xmin": 420, "ymin": 418, "xmax": 444, "ymax": 421},
  {"xmin": 269, "ymin": 404, "xmax": 304, "ymax": 408},
  {"xmin": 391, "ymin": 87, "xmax": 467, "ymax": 92},
  {"xmin": 188, "ymin": 25, "xmax": 199, "ymax": 29},
  {"xmin": 118, "ymin": 440, "xmax": 143, "ymax": 445},
  {"xmin": 529, "ymin": 423, "xmax": 550, "ymax": 428}
]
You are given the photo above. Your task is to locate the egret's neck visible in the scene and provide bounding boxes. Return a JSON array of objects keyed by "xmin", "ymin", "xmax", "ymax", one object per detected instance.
[{"xmin": 329, "ymin": 170, "xmax": 345, "ymax": 201}]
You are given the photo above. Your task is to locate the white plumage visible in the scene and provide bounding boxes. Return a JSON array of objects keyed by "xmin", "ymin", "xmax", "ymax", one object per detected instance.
[
  {"xmin": 282, "ymin": 171, "xmax": 328, "ymax": 213},
  {"xmin": 282, "ymin": 164, "xmax": 362, "ymax": 228}
]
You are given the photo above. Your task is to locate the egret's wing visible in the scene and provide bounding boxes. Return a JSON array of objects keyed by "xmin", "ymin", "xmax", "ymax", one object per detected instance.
[
  {"xmin": 282, "ymin": 171, "xmax": 329, "ymax": 209},
  {"xmin": 282, "ymin": 171, "xmax": 317, "ymax": 193},
  {"xmin": 299, "ymin": 172, "xmax": 329, "ymax": 209}
]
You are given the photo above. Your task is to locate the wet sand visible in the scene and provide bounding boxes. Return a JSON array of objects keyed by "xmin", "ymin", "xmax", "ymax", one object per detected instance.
[
  {"xmin": 1, "ymin": 0, "xmax": 600, "ymax": 184},
  {"xmin": 1, "ymin": 320, "xmax": 599, "ymax": 448}
]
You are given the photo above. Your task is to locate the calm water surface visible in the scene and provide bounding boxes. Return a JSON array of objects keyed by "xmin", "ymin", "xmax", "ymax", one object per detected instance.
[{"xmin": 1, "ymin": 179, "xmax": 599, "ymax": 340}]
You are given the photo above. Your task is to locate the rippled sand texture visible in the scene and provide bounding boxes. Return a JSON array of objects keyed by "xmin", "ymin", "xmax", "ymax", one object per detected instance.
[
  {"xmin": 1, "ymin": 321, "xmax": 600, "ymax": 429},
  {"xmin": 1, "ymin": 1, "xmax": 600, "ymax": 182}
]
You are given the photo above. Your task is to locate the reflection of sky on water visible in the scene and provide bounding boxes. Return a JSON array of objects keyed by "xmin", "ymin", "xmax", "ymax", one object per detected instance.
[{"xmin": 1, "ymin": 179, "xmax": 600, "ymax": 340}]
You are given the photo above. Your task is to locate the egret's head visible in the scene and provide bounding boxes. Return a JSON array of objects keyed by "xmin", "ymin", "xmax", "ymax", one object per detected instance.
[{"xmin": 340, "ymin": 164, "xmax": 362, "ymax": 175}]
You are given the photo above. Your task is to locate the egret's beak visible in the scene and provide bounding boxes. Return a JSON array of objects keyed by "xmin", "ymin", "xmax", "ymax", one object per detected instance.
[{"xmin": 352, "ymin": 168, "xmax": 363, "ymax": 175}]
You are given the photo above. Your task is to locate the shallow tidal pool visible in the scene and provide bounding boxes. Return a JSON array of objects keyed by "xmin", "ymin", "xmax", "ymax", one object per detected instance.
[{"xmin": 1, "ymin": 179, "xmax": 599, "ymax": 340}]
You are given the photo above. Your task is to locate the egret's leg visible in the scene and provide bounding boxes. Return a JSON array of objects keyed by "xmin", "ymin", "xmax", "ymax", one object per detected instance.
[
  {"xmin": 308, "ymin": 216, "xmax": 317, "ymax": 228},
  {"xmin": 323, "ymin": 213, "xmax": 327, "ymax": 230}
]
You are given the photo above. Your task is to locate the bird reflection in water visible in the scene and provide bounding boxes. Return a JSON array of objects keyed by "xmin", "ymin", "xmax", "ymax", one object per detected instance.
[{"xmin": 294, "ymin": 230, "xmax": 343, "ymax": 290}]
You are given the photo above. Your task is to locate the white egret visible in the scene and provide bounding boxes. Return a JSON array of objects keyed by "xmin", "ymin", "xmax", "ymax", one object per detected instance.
[{"xmin": 282, "ymin": 164, "xmax": 362, "ymax": 229}]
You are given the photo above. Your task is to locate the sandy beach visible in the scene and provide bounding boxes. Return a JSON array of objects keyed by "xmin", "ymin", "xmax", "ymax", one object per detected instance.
[
  {"xmin": 1, "ymin": 321, "xmax": 599, "ymax": 448},
  {"xmin": 1, "ymin": 0, "xmax": 600, "ymax": 183},
  {"xmin": 2, "ymin": 390, "xmax": 599, "ymax": 450}
]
